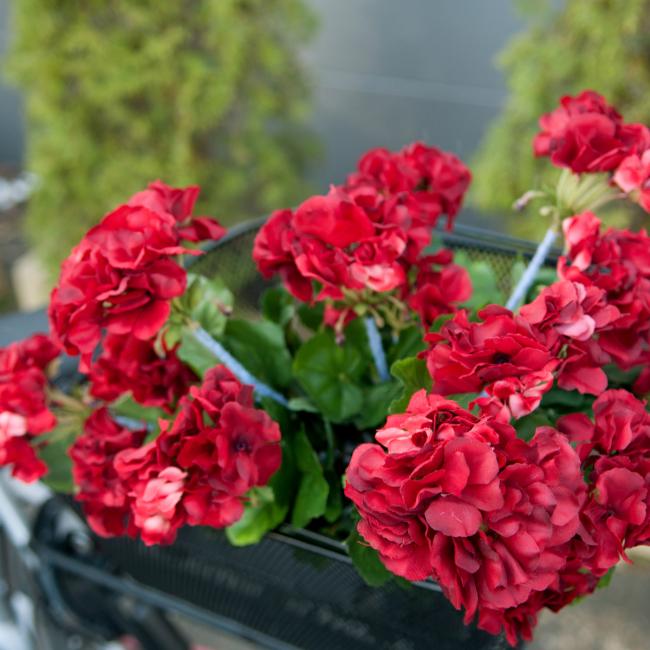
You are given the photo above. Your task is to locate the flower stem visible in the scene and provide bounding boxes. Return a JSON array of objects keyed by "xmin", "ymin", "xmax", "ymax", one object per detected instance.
[
  {"xmin": 112, "ymin": 414, "xmax": 153, "ymax": 432},
  {"xmin": 364, "ymin": 316, "xmax": 391, "ymax": 382},
  {"xmin": 505, "ymin": 227, "xmax": 559, "ymax": 311},
  {"xmin": 190, "ymin": 326, "xmax": 289, "ymax": 407}
]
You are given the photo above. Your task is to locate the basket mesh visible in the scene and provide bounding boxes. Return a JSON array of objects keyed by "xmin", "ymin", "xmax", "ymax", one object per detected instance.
[
  {"xmin": 188, "ymin": 218, "xmax": 553, "ymax": 318},
  {"xmin": 94, "ymin": 527, "xmax": 510, "ymax": 650}
]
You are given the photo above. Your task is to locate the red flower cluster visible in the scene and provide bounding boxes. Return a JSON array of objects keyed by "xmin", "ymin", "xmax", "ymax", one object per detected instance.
[
  {"xmin": 88, "ymin": 334, "xmax": 197, "ymax": 413},
  {"xmin": 424, "ymin": 306, "xmax": 558, "ymax": 418},
  {"xmin": 424, "ymin": 214, "xmax": 639, "ymax": 418},
  {"xmin": 519, "ymin": 276, "xmax": 620, "ymax": 395},
  {"xmin": 0, "ymin": 334, "xmax": 60, "ymax": 482},
  {"xmin": 253, "ymin": 143, "xmax": 471, "ymax": 328},
  {"xmin": 70, "ymin": 408, "xmax": 148, "ymax": 537},
  {"xmin": 533, "ymin": 90, "xmax": 650, "ymax": 173},
  {"xmin": 349, "ymin": 380, "xmax": 650, "ymax": 645},
  {"xmin": 560, "ymin": 390, "xmax": 650, "ymax": 568},
  {"xmin": 73, "ymin": 367, "xmax": 282, "ymax": 546},
  {"xmin": 49, "ymin": 182, "xmax": 225, "ymax": 370},
  {"xmin": 345, "ymin": 391, "xmax": 586, "ymax": 644},
  {"xmin": 559, "ymin": 211, "xmax": 650, "ymax": 371}
]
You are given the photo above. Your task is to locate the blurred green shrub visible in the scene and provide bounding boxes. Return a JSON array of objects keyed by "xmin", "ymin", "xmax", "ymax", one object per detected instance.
[
  {"xmin": 5, "ymin": 0, "xmax": 317, "ymax": 271},
  {"xmin": 471, "ymin": 0, "xmax": 650, "ymax": 238}
]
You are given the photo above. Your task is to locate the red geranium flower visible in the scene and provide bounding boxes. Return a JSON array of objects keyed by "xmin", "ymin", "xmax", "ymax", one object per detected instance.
[
  {"xmin": 614, "ymin": 150, "xmax": 650, "ymax": 212},
  {"xmin": 49, "ymin": 183, "xmax": 225, "ymax": 370},
  {"xmin": 345, "ymin": 391, "xmax": 586, "ymax": 635},
  {"xmin": 253, "ymin": 142, "xmax": 471, "ymax": 329},
  {"xmin": 50, "ymin": 208, "xmax": 190, "ymax": 369},
  {"xmin": 519, "ymin": 279, "xmax": 620, "ymax": 396},
  {"xmin": 89, "ymin": 333, "xmax": 197, "ymax": 412},
  {"xmin": 559, "ymin": 212, "xmax": 650, "ymax": 370},
  {"xmin": 533, "ymin": 91, "xmax": 649, "ymax": 173},
  {"xmin": 424, "ymin": 306, "xmax": 557, "ymax": 416},
  {"xmin": 70, "ymin": 408, "xmax": 148, "ymax": 538},
  {"xmin": 112, "ymin": 366, "xmax": 282, "ymax": 546},
  {"xmin": 127, "ymin": 180, "xmax": 226, "ymax": 243},
  {"xmin": 0, "ymin": 334, "xmax": 60, "ymax": 482},
  {"xmin": 407, "ymin": 251, "xmax": 472, "ymax": 329}
]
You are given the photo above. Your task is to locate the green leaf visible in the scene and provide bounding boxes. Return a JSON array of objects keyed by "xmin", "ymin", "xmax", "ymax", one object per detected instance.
[
  {"xmin": 222, "ymin": 319, "xmax": 293, "ymax": 389},
  {"xmin": 597, "ymin": 566, "xmax": 616, "ymax": 590},
  {"xmin": 290, "ymin": 428, "xmax": 329, "ymax": 528},
  {"xmin": 603, "ymin": 364, "xmax": 642, "ymax": 388},
  {"xmin": 38, "ymin": 432, "xmax": 75, "ymax": 493},
  {"xmin": 342, "ymin": 318, "xmax": 373, "ymax": 365},
  {"xmin": 177, "ymin": 329, "xmax": 219, "ymax": 378},
  {"xmin": 287, "ymin": 397, "xmax": 319, "ymax": 413},
  {"xmin": 387, "ymin": 326, "xmax": 427, "ymax": 365},
  {"xmin": 346, "ymin": 528, "xmax": 393, "ymax": 587},
  {"xmin": 112, "ymin": 395, "xmax": 165, "ymax": 425},
  {"xmin": 354, "ymin": 382, "xmax": 402, "ymax": 430},
  {"xmin": 293, "ymin": 331, "xmax": 364, "ymax": 422},
  {"xmin": 454, "ymin": 251, "xmax": 505, "ymax": 309},
  {"xmin": 324, "ymin": 470, "xmax": 343, "ymax": 523},
  {"xmin": 389, "ymin": 356, "xmax": 432, "ymax": 413},
  {"xmin": 297, "ymin": 302, "xmax": 325, "ymax": 331},
  {"xmin": 226, "ymin": 486, "xmax": 288, "ymax": 546},
  {"xmin": 183, "ymin": 274, "xmax": 234, "ymax": 337},
  {"xmin": 261, "ymin": 287, "xmax": 295, "ymax": 327},
  {"xmin": 540, "ymin": 388, "xmax": 594, "ymax": 413},
  {"xmin": 514, "ymin": 411, "xmax": 552, "ymax": 442},
  {"xmin": 294, "ymin": 428, "xmax": 322, "ymax": 474},
  {"xmin": 291, "ymin": 471, "xmax": 330, "ymax": 528}
]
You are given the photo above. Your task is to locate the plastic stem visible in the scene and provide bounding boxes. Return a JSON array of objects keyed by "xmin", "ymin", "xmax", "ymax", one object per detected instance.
[
  {"xmin": 505, "ymin": 227, "xmax": 558, "ymax": 312},
  {"xmin": 191, "ymin": 326, "xmax": 289, "ymax": 407},
  {"xmin": 364, "ymin": 316, "xmax": 390, "ymax": 382}
]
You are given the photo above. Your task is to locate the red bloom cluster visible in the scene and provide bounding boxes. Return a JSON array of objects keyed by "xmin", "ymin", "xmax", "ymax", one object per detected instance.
[
  {"xmin": 253, "ymin": 143, "xmax": 471, "ymax": 328},
  {"xmin": 424, "ymin": 306, "xmax": 558, "ymax": 418},
  {"xmin": 73, "ymin": 367, "xmax": 282, "ymax": 546},
  {"xmin": 49, "ymin": 182, "xmax": 225, "ymax": 370},
  {"xmin": 0, "ymin": 334, "xmax": 60, "ymax": 482},
  {"xmin": 348, "ymin": 380, "xmax": 650, "ymax": 645},
  {"xmin": 70, "ymin": 408, "xmax": 148, "ymax": 537},
  {"xmin": 345, "ymin": 391, "xmax": 586, "ymax": 644},
  {"xmin": 559, "ymin": 211, "xmax": 650, "ymax": 371},
  {"xmin": 424, "ymin": 213, "xmax": 640, "ymax": 417},
  {"xmin": 88, "ymin": 334, "xmax": 197, "ymax": 413},
  {"xmin": 560, "ymin": 390, "xmax": 650, "ymax": 568},
  {"xmin": 533, "ymin": 90, "xmax": 650, "ymax": 173}
]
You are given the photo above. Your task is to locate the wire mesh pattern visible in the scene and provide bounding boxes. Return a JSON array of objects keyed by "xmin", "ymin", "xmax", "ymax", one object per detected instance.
[
  {"xmin": 189, "ymin": 218, "xmax": 556, "ymax": 317},
  {"xmin": 94, "ymin": 527, "xmax": 510, "ymax": 650}
]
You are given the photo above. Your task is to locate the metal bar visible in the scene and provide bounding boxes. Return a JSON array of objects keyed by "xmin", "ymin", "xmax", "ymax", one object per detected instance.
[{"xmin": 37, "ymin": 546, "xmax": 299, "ymax": 650}]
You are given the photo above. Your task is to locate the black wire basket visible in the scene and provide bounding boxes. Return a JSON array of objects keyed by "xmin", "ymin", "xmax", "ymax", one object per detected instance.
[{"xmin": 36, "ymin": 219, "xmax": 549, "ymax": 650}]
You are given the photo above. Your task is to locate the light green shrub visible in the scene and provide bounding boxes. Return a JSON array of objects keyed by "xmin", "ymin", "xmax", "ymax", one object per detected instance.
[
  {"xmin": 471, "ymin": 0, "xmax": 650, "ymax": 238},
  {"xmin": 5, "ymin": 0, "xmax": 317, "ymax": 271}
]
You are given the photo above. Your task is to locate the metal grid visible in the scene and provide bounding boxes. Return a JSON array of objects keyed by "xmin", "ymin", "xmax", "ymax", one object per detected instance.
[{"xmin": 188, "ymin": 218, "xmax": 555, "ymax": 317}]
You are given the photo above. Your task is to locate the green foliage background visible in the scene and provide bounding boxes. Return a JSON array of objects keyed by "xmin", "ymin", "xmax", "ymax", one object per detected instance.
[
  {"xmin": 5, "ymin": 0, "xmax": 317, "ymax": 271},
  {"xmin": 471, "ymin": 0, "xmax": 650, "ymax": 238}
]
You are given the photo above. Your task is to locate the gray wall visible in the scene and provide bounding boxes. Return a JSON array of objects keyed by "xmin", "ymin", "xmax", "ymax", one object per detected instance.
[
  {"xmin": 305, "ymin": 0, "xmax": 521, "ymax": 190},
  {"xmin": 0, "ymin": 0, "xmax": 523, "ymax": 200},
  {"xmin": 0, "ymin": 0, "xmax": 24, "ymax": 166}
]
